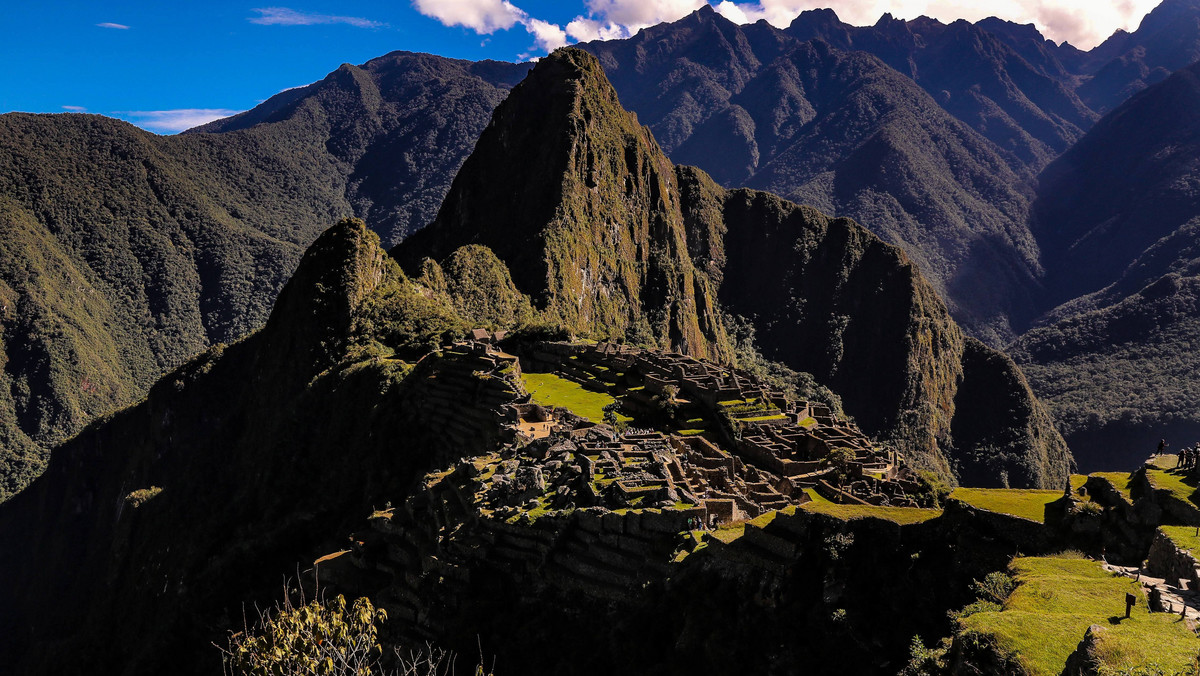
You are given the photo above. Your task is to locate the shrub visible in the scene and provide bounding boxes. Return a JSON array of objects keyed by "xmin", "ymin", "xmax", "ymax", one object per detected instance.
[
  {"xmin": 972, "ymin": 571, "xmax": 1017, "ymax": 604},
  {"xmin": 910, "ymin": 470, "xmax": 952, "ymax": 508},
  {"xmin": 222, "ymin": 594, "xmax": 386, "ymax": 676},
  {"xmin": 900, "ymin": 635, "xmax": 949, "ymax": 676},
  {"xmin": 124, "ymin": 486, "xmax": 162, "ymax": 508},
  {"xmin": 222, "ymin": 593, "xmax": 495, "ymax": 676}
]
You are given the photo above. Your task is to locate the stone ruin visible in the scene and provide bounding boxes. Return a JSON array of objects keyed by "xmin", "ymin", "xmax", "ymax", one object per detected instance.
[{"xmin": 476, "ymin": 339, "xmax": 927, "ymax": 526}]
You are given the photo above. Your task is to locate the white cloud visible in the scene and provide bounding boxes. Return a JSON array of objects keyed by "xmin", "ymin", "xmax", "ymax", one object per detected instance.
[
  {"xmin": 565, "ymin": 0, "xmax": 705, "ymax": 41},
  {"xmin": 61, "ymin": 105, "xmax": 87, "ymax": 112},
  {"xmin": 565, "ymin": 17, "xmax": 627, "ymax": 42},
  {"xmin": 411, "ymin": 0, "xmax": 525, "ymax": 33},
  {"xmin": 412, "ymin": 0, "xmax": 570, "ymax": 55},
  {"xmin": 582, "ymin": 0, "xmax": 706, "ymax": 30},
  {"xmin": 248, "ymin": 7, "xmax": 384, "ymax": 28},
  {"xmin": 116, "ymin": 109, "xmax": 243, "ymax": 134},
  {"xmin": 96, "ymin": 22, "xmax": 130, "ymax": 29},
  {"xmin": 525, "ymin": 17, "xmax": 569, "ymax": 51},
  {"xmin": 711, "ymin": 0, "xmax": 1162, "ymax": 49}
]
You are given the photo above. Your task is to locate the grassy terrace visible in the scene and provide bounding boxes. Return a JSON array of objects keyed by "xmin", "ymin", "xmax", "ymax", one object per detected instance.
[
  {"xmin": 521, "ymin": 372, "xmax": 632, "ymax": 424},
  {"xmin": 962, "ymin": 556, "xmax": 1199, "ymax": 675},
  {"xmin": 1161, "ymin": 525, "xmax": 1200, "ymax": 558},
  {"xmin": 1145, "ymin": 464, "xmax": 1199, "ymax": 507},
  {"xmin": 950, "ymin": 487, "xmax": 1066, "ymax": 523},
  {"xmin": 800, "ymin": 489, "xmax": 941, "ymax": 525},
  {"xmin": 1088, "ymin": 471, "xmax": 1134, "ymax": 502}
]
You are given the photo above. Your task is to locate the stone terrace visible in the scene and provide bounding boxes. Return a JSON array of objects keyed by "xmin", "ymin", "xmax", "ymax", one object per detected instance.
[{"xmin": 475, "ymin": 340, "xmax": 923, "ymax": 522}]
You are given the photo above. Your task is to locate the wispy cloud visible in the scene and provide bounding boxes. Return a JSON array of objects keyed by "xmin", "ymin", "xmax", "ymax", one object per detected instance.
[
  {"xmin": 116, "ymin": 109, "xmax": 243, "ymax": 134},
  {"xmin": 248, "ymin": 7, "xmax": 385, "ymax": 28},
  {"xmin": 96, "ymin": 22, "xmax": 130, "ymax": 29},
  {"xmin": 61, "ymin": 105, "xmax": 87, "ymax": 112}
]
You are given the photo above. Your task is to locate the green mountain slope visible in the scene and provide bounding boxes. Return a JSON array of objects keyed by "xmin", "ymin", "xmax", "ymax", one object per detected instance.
[
  {"xmin": 1015, "ymin": 61, "xmax": 1200, "ymax": 468},
  {"xmin": 0, "ymin": 55, "xmax": 527, "ymax": 499},
  {"xmin": 0, "ymin": 218, "xmax": 474, "ymax": 673}
]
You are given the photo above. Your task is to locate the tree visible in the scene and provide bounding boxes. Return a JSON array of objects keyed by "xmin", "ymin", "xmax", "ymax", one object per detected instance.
[
  {"xmin": 827, "ymin": 447, "xmax": 856, "ymax": 486},
  {"xmin": 602, "ymin": 401, "xmax": 621, "ymax": 428}
]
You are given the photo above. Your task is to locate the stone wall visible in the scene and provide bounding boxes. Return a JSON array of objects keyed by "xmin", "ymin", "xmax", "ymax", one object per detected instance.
[{"xmin": 1147, "ymin": 528, "xmax": 1200, "ymax": 589}]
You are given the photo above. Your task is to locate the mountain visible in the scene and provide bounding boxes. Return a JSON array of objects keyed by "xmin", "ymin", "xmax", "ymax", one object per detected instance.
[
  {"xmin": 579, "ymin": 6, "xmax": 1048, "ymax": 343},
  {"xmin": 2, "ymin": 1, "xmax": 1196, "ymax": 499},
  {"xmin": 398, "ymin": 48, "xmax": 1069, "ymax": 488},
  {"xmin": 1013, "ymin": 61, "xmax": 1200, "ymax": 468},
  {"xmin": 0, "ymin": 218, "xmax": 474, "ymax": 673},
  {"xmin": 785, "ymin": 10, "xmax": 1096, "ymax": 168},
  {"xmin": 1077, "ymin": 0, "xmax": 1200, "ymax": 113},
  {"xmin": 0, "ymin": 54, "xmax": 528, "ymax": 500},
  {"xmin": 0, "ymin": 49, "xmax": 1074, "ymax": 674}
]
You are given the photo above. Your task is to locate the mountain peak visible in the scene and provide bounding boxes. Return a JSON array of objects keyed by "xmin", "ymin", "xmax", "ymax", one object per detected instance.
[{"xmin": 396, "ymin": 46, "xmax": 722, "ymax": 356}]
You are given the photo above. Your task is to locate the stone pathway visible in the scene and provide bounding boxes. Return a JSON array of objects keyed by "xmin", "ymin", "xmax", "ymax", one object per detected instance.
[{"xmin": 1104, "ymin": 563, "xmax": 1200, "ymax": 621}]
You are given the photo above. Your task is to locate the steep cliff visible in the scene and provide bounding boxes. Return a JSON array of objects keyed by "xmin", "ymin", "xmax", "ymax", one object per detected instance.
[{"xmin": 397, "ymin": 48, "xmax": 731, "ymax": 361}]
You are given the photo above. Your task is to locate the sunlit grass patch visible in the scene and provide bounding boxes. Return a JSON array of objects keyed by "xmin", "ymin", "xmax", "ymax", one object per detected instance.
[{"xmin": 951, "ymin": 487, "xmax": 1063, "ymax": 522}]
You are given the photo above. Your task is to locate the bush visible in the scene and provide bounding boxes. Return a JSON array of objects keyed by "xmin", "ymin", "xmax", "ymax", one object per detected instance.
[
  {"xmin": 972, "ymin": 571, "xmax": 1017, "ymax": 604},
  {"xmin": 222, "ymin": 592, "xmax": 495, "ymax": 676},
  {"xmin": 911, "ymin": 470, "xmax": 952, "ymax": 508},
  {"xmin": 222, "ymin": 594, "xmax": 386, "ymax": 676},
  {"xmin": 900, "ymin": 634, "xmax": 950, "ymax": 676}
]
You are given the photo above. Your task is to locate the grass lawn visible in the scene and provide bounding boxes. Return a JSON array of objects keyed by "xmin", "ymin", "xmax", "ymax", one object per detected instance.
[
  {"xmin": 1145, "ymin": 467, "xmax": 1199, "ymax": 506},
  {"xmin": 1149, "ymin": 454, "xmax": 1178, "ymax": 471},
  {"xmin": 1088, "ymin": 472, "xmax": 1134, "ymax": 502},
  {"xmin": 800, "ymin": 488, "xmax": 941, "ymax": 525},
  {"xmin": 951, "ymin": 487, "xmax": 1064, "ymax": 522},
  {"xmin": 1161, "ymin": 525, "xmax": 1200, "ymax": 559},
  {"xmin": 521, "ymin": 372, "xmax": 631, "ymax": 424},
  {"xmin": 962, "ymin": 556, "xmax": 1199, "ymax": 675}
]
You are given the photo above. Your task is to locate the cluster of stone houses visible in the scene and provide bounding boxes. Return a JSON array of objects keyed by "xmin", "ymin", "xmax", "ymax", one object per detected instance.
[{"xmin": 479, "ymin": 338, "xmax": 927, "ymax": 522}]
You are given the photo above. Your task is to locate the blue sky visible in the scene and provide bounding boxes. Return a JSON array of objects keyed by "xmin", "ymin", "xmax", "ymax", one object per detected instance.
[{"xmin": 0, "ymin": 0, "xmax": 1162, "ymax": 133}]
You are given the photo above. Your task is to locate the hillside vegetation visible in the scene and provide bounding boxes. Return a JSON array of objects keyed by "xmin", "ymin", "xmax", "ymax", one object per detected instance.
[{"xmin": 0, "ymin": 55, "xmax": 527, "ymax": 499}]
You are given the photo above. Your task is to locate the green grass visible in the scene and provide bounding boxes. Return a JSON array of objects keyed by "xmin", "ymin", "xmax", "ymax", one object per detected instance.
[
  {"xmin": 738, "ymin": 414, "xmax": 788, "ymax": 422},
  {"xmin": 1149, "ymin": 455, "xmax": 1178, "ymax": 471},
  {"xmin": 961, "ymin": 556, "xmax": 1199, "ymax": 676},
  {"xmin": 800, "ymin": 488, "xmax": 942, "ymax": 525},
  {"xmin": 1146, "ymin": 467, "xmax": 1199, "ymax": 506},
  {"xmin": 1089, "ymin": 471, "xmax": 1134, "ymax": 502},
  {"xmin": 951, "ymin": 487, "xmax": 1064, "ymax": 522},
  {"xmin": 1161, "ymin": 525, "xmax": 1200, "ymax": 559},
  {"xmin": 521, "ymin": 372, "xmax": 631, "ymax": 424}
]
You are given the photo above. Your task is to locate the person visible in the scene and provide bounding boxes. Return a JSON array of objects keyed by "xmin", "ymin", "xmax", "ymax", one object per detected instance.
[{"xmin": 1159, "ymin": 439, "xmax": 1167, "ymax": 455}]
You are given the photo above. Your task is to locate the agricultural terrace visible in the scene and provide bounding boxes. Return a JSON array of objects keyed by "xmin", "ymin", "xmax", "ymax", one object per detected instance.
[
  {"xmin": 961, "ymin": 556, "xmax": 1200, "ymax": 675},
  {"xmin": 950, "ymin": 488, "xmax": 1066, "ymax": 523},
  {"xmin": 800, "ymin": 488, "xmax": 941, "ymax": 525},
  {"xmin": 1161, "ymin": 525, "xmax": 1200, "ymax": 559},
  {"xmin": 521, "ymin": 372, "xmax": 631, "ymax": 425}
]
